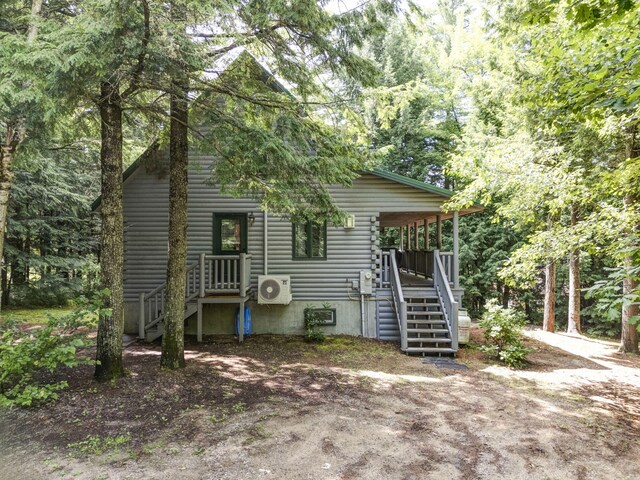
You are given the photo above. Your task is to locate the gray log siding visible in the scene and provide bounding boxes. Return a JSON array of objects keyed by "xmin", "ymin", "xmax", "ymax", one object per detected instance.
[{"xmin": 122, "ymin": 154, "xmax": 447, "ymax": 304}]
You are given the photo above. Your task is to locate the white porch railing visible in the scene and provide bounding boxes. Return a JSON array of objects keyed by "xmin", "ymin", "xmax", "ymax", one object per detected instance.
[{"xmin": 433, "ymin": 250, "xmax": 458, "ymax": 351}]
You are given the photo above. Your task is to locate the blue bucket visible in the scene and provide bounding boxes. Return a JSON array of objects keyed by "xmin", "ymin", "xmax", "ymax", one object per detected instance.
[{"xmin": 234, "ymin": 305, "xmax": 252, "ymax": 337}]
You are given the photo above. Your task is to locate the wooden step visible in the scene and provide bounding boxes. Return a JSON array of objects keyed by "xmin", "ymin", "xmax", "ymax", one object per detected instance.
[
  {"xmin": 406, "ymin": 311, "xmax": 443, "ymax": 316},
  {"xmin": 404, "ymin": 347, "xmax": 456, "ymax": 354},
  {"xmin": 407, "ymin": 337, "xmax": 451, "ymax": 343},
  {"xmin": 406, "ymin": 328, "xmax": 449, "ymax": 334},
  {"xmin": 184, "ymin": 303, "xmax": 198, "ymax": 320},
  {"xmin": 145, "ymin": 324, "xmax": 164, "ymax": 342},
  {"xmin": 406, "ymin": 319, "xmax": 446, "ymax": 325}
]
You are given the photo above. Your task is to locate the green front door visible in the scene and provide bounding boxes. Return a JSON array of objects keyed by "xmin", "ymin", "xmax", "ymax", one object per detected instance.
[{"xmin": 213, "ymin": 213, "xmax": 248, "ymax": 255}]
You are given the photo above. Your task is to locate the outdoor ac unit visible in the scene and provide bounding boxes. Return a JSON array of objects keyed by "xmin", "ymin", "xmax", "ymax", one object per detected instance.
[{"xmin": 258, "ymin": 275, "xmax": 292, "ymax": 305}]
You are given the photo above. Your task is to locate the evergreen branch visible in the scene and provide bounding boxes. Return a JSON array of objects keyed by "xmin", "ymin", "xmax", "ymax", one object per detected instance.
[
  {"xmin": 121, "ymin": 0, "xmax": 150, "ymax": 100},
  {"xmin": 207, "ymin": 23, "xmax": 286, "ymax": 58}
]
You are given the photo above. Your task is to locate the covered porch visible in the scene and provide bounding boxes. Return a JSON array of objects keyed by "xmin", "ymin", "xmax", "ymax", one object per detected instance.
[{"xmin": 378, "ymin": 210, "xmax": 461, "ymax": 292}]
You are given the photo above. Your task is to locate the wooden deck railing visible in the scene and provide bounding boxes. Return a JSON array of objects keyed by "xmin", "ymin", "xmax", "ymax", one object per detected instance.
[
  {"xmin": 199, "ymin": 253, "xmax": 252, "ymax": 296},
  {"xmin": 139, "ymin": 253, "xmax": 252, "ymax": 339},
  {"xmin": 398, "ymin": 250, "xmax": 434, "ymax": 278},
  {"xmin": 433, "ymin": 250, "xmax": 458, "ymax": 351},
  {"xmin": 378, "ymin": 250, "xmax": 391, "ymax": 288},
  {"xmin": 389, "ymin": 249, "xmax": 408, "ymax": 351},
  {"xmin": 439, "ymin": 251, "xmax": 454, "ymax": 286}
]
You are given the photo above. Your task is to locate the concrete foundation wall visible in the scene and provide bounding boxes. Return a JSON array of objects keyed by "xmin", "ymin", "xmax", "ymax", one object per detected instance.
[{"xmin": 125, "ymin": 299, "xmax": 378, "ymax": 338}]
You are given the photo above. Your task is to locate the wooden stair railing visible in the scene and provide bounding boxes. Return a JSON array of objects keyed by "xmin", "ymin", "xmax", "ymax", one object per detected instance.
[{"xmin": 138, "ymin": 253, "xmax": 252, "ymax": 341}]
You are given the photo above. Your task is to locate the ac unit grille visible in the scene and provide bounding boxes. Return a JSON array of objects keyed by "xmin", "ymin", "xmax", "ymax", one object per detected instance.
[
  {"xmin": 260, "ymin": 278, "xmax": 281, "ymax": 300},
  {"xmin": 258, "ymin": 275, "xmax": 292, "ymax": 305}
]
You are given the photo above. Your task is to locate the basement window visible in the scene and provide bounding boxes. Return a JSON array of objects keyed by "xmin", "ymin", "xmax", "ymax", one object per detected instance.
[{"xmin": 304, "ymin": 307, "xmax": 336, "ymax": 326}]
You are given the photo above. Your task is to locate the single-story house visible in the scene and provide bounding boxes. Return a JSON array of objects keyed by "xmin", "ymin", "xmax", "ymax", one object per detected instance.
[
  {"xmin": 104, "ymin": 151, "xmax": 479, "ymax": 355},
  {"xmin": 95, "ymin": 51, "xmax": 481, "ymax": 355}
]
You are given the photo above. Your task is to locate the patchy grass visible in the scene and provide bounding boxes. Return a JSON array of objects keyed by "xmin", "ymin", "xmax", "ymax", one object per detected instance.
[
  {"xmin": 67, "ymin": 434, "xmax": 132, "ymax": 456},
  {"xmin": 0, "ymin": 306, "xmax": 75, "ymax": 326}
]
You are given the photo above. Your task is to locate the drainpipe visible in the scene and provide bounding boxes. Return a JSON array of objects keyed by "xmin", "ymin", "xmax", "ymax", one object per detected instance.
[
  {"xmin": 453, "ymin": 210, "xmax": 459, "ymax": 289},
  {"xmin": 264, "ymin": 210, "xmax": 268, "ymax": 275},
  {"xmin": 361, "ymin": 294, "xmax": 366, "ymax": 337}
]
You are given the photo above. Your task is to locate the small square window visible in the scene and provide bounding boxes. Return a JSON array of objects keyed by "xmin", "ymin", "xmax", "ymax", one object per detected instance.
[{"xmin": 293, "ymin": 221, "xmax": 327, "ymax": 260}]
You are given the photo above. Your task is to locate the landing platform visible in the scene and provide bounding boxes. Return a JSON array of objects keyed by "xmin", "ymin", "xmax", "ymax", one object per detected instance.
[{"xmin": 399, "ymin": 271, "xmax": 434, "ymax": 287}]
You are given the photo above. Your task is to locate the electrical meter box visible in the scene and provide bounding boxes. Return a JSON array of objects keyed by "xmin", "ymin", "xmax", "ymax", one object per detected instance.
[{"xmin": 359, "ymin": 270, "xmax": 373, "ymax": 295}]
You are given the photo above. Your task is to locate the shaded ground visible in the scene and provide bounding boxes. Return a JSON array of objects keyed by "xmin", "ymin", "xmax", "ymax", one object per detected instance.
[{"xmin": 1, "ymin": 329, "xmax": 640, "ymax": 479}]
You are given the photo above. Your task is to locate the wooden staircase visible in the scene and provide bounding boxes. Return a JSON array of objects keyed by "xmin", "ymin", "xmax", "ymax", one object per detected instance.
[
  {"xmin": 139, "ymin": 253, "xmax": 252, "ymax": 343},
  {"xmin": 143, "ymin": 301, "xmax": 199, "ymax": 342},
  {"xmin": 388, "ymin": 250, "xmax": 459, "ymax": 356},
  {"xmin": 404, "ymin": 288, "xmax": 454, "ymax": 355}
]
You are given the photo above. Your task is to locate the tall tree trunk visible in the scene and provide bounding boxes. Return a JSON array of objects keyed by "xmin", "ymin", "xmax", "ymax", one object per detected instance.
[
  {"xmin": 567, "ymin": 204, "xmax": 581, "ymax": 334},
  {"xmin": 0, "ymin": 136, "xmax": 16, "ymax": 313},
  {"xmin": 1, "ymin": 260, "xmax": 9, "ymax": 307},
  {"xmin": 542, "ymin": 215, "xmax": 556, "ymax": 332},
  {"xmin": 502, "ymin": 284, "xmax": 510, "ymax": 309},
  {"xmin": 0, "ymin": 0, "xmax": 43, "ymax": 313},
  {"xmin": 160, "ymin": 80, "xmax": 189, "ymax": 370},
  {"xmin": 543, "ymin": 259, "xmax": 556, "ymax": 332},
  {"xmin": 619, "ymin": 128, "xmax": 639, "ymax": 353},
  {"xmin": 620, "ymin": 192, "xmax": 639, "ymax": 353},
  {"xmin": 95, "ymin": 81, "xmax": 126, "ymax": 382}
]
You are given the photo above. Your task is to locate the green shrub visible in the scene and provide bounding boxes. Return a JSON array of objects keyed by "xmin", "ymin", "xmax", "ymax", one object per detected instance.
[
  {"xmin": 0, "ymin": 295, "xmax": 103, "ymax": 407},
  {"xmin": 479, "ymin": 300, "xmax": 531, "ymax": 368},
  {"xmin": 303, "ymin": 304, "xmax": 329, "ymax": 343}
]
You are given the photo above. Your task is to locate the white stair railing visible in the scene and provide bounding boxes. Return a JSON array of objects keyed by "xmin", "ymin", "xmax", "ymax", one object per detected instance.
[{"xmin": 433, "ymin": 250, "xmax": 458, "ymax": 351}]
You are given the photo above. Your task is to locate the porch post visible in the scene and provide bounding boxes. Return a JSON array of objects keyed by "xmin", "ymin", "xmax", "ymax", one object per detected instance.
[
  {"xmin": 424, "ymin": 219, "xmax": 430, "ymax": 250},
  {"xmin": 453, "ymin": 211, "xmax": 460, "ymax": 289},
  {"xmin": 199, "ymin": 252, "xmax": 206, "ymax": 298},
  {"xmin": 239, "ymin": 298, "xmax": 245, "ymax": 343},
  {"xmin": 197, "ymin": 301, "xmax": 203, "ymax": 342},
  {"xmin": 407, "ymin": 224, "xmax": 411, "ymax": 250},
  {"xmin": 239, "ymin": 252, "xmax": 247, "ymax": 296},
  {"xmin": 399, "ymin": 225, "xmax": 404, "ymax": 251},
  {"xmin": 138, "ymin": 292, "xmax": 146, "ymax": 339},
  {"xmin": 436, "ymin": 215, "xmax": 442, "ymax": 249},
  {"xmin": 414, "ymin": 222, "xmax": 419, "ymax": 250}
]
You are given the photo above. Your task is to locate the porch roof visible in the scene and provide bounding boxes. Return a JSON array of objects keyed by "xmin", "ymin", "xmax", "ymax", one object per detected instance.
[{"xmin": 368, "ymin": 169, "xmax": 483, "ymax": 227}]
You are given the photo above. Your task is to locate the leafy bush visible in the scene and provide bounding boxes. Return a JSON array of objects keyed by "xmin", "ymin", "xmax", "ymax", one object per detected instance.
[
  {"xmin": 479, "ymin": 300, "xmax": 531, "ymax": 368},
  {"xmin": 584, "ymin": 264, "xmax": 640, "ymax": 337},
  {"xmin": 304, "ymin": 304, "xmax": 329, "ymax": 343},
  {"xmin": 0, "ymin": 296, "xmax": 103, "ymax": 407}
]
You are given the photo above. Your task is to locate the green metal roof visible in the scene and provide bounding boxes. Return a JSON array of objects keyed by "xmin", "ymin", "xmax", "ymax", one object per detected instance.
[{"xmin": 368, "ymin": 168, "xmax": 455, "ymax": 198}]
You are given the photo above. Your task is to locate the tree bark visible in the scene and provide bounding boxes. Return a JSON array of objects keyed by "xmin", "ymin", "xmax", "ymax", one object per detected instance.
[
  {"xmin": 567, "ymin": 204, "xmax": 581, "ymax": 334},
  {"xmin": 95, "ymin": 81, "xmax": 126, "ymax": 382},
  {"xmin": 0, "ymin": 137, "xmax": 16, "ymax": 313},
  {"xmin": 619, "ymin": 127, "xmax": 639, "ymax": 353},
  {"xmin": 502, "ymin": 284, "xmax": 510, "ymax": 309},
  {"xmin": 620, "ymin": 193, "xmax": 639, "ymax": 353},
  {"xmin": 160, "ymin": 80, "xmax": 189, "ymax": 370},
  {"xmin": 543, "ymin": 259, "xmax": 556, "ymax": 332},
  {"xmin": 543, "ymin": 214, "xmax": 556, "ymax": 332},
  {"xmin": 0, "ymin": 0, "xmax": 44, "ymax": 312}
]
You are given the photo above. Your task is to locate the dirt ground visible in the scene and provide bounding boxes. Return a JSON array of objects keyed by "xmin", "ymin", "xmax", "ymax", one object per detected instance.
[{"xmin": 1, "ymin": 327, "xmax": 640, "ymax": 480}]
